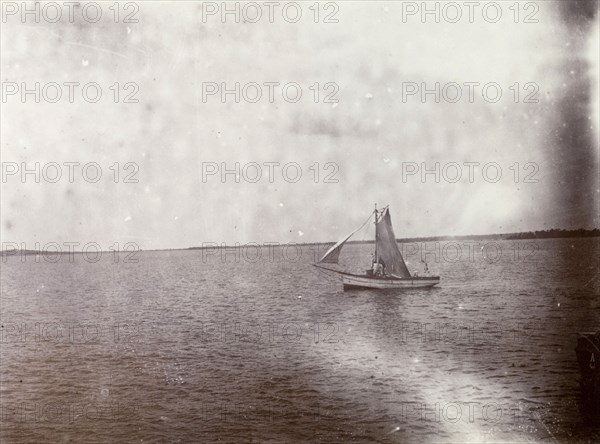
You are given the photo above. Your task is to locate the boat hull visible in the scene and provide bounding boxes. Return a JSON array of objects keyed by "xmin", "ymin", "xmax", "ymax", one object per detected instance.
[{"xmin": 341, "ymin": 273, "xmax": 440, "ymax": 290}]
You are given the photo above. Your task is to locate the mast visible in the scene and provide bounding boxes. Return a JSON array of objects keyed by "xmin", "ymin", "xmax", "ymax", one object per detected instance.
[{"xmin": 374, "ymin": 203, "xmax": 378, "ymax": 263}]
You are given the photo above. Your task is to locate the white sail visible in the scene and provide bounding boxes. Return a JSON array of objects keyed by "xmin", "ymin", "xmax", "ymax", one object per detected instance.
[{"xmin": 318, "ymin": 214, "xmax": 372, "ymax": 264}]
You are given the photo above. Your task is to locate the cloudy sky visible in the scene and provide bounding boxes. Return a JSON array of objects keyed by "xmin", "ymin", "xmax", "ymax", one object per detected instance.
[{"xmin": 1, "ymin": 1, "xmax": 598, "ymax": 249}]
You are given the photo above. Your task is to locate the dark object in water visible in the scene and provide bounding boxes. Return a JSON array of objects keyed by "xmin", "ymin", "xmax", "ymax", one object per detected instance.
[{"xmin": 575, "ymin": 332, "xmax": 600, "ymax": 423}]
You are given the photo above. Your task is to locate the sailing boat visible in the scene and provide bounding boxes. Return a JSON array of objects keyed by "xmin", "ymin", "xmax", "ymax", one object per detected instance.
[{"xmin": 314, "ymin": 205, "xmax": 440, "ymax": 290}]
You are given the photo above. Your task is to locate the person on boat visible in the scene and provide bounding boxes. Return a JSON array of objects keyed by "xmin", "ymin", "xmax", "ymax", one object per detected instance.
[
  {"xmin": 372, "ymin": 257, "xmax": 385, "ymax": 277},
  {"xmin": 421, "ymin": 259, "xmax": 430, "ymax": 276},
  {"xmin": 379, "ymin": 258, "xmax": 386, "ymax": 276},
  {"xmin": 372, "ymin": 260, "xmax": 380, "ymax": 276}
]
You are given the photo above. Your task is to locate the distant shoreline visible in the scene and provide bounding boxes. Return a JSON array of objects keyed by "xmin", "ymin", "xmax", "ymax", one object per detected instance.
[
  {"xmin": 2, "ymin": 229, "xmax": 598, "ymax": 255},
  {"xmin": 185, "ymin": 228, "xmax": 600, "ymax": 249},
  {"xmin": 399, "ymin": 228, "xmax": 600, "ymax": 243}
]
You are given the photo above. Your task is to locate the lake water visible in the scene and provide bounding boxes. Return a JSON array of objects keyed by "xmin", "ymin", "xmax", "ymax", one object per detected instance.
[{"xmin": 1, "ymin": 238, "xmax": 599, "ymax": 443}]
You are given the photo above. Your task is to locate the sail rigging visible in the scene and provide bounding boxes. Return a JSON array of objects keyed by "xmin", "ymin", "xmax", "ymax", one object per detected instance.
[
  {"xmin": 318, "ymin": 213, "xmax": 372, "ymax": 264},
  {"xmin": 375, "ymin": 207, "xmax": 411, "ymax": 278},
  {"xmin": 317, "ymin": 205, "xmax": 411, "ymax": 278},
  {"xmin": 314, "ymin": 204, "xmax": 440, "ymax": 289}
]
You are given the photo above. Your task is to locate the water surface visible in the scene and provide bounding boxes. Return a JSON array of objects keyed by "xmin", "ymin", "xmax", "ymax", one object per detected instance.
[{"xmin": 1, "ymin": 238, "xmax": 599, "ymax": 443}]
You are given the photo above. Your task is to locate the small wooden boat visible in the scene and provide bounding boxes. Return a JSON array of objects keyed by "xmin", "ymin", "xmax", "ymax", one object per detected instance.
[{"xmin": 314, "ymin": 204, "xmax": 440, "ymax": 290}]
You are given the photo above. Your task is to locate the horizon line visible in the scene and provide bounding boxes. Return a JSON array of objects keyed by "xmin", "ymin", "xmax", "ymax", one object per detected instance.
[{"xmin": 2, "ymin": 227, "xmax": 599, "ymax": 254}]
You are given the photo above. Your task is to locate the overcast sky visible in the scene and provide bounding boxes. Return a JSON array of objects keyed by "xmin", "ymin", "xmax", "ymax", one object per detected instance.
[{"xmin": 1, "ymin": 1, "xmax": 598, "ymax": 249}]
